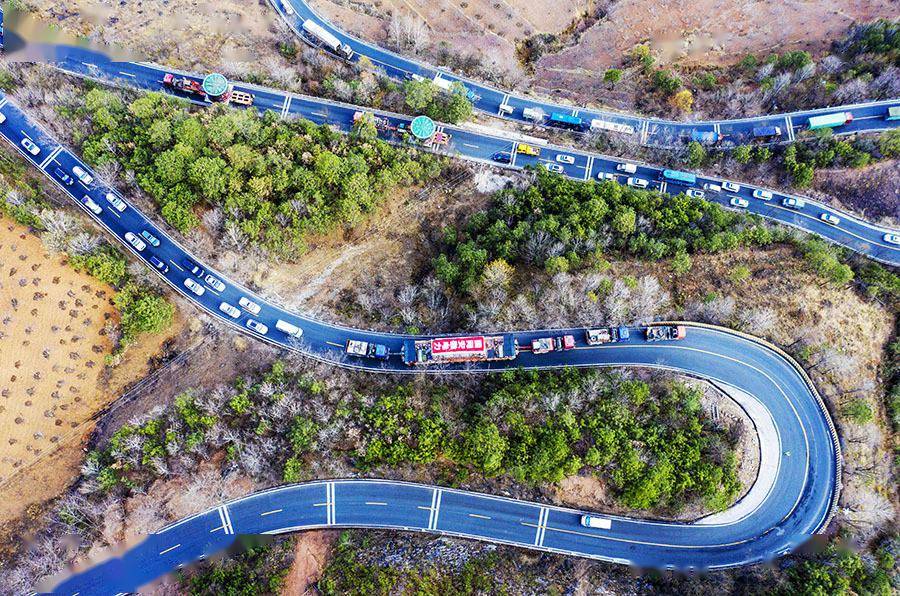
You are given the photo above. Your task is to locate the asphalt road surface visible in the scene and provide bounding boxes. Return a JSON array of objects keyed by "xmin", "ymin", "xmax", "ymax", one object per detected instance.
[
  {"xmin": 0, "ymin": 92, "xmax": 840, "ymax": 594},
  {"xmin": 274, "ymin": 0, "xmax": 900, "ymax": 148}
]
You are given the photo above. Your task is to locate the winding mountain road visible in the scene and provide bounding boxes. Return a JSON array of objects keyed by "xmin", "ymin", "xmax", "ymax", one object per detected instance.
[
  {"xmin": 0, "ymin": 89, "xmax": 841, "ymax": 593},
  {"xmin": 47, "ymin": 51, "xmax": 900, "ymax": 267},
  {"xmin": 274, "ymin": 0, "xmax": 900, "ymax": 148}
]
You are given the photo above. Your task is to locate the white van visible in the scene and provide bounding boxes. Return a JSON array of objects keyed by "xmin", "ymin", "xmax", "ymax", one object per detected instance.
[
  {"xmin": 275, "ymin": 319, "xmax": 304, "ymax": 338},
  {"xmin": 703, "ymin": 182, "xmax": 722, "ymax": 192},
  {"xmin": 282, "ymin": 0, "xmax": 295, "ymax": 15},
  {"xmin": 580, "ymin": 515, "xmax": 612, "ymax": 529},
  {"xmin": 616, "ymin": 162, "xmax": 637, "ymax": 174}
]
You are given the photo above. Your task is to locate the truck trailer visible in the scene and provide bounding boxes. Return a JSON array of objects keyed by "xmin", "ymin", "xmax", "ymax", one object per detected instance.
[
  {"xmin": 402, "ymin": 335, "xmax": 518, "ymax": 366},
  {"xmin": 807, "ymin": 112, "xmax": 853, "ymax": 130},
  {"xmin": 302, "ymin": 19, "xmax": 353, "ymax": 60}
]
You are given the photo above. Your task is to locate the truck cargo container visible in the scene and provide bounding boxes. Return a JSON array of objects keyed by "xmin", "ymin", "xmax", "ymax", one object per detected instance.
[
  {"xmin": 645, "ymin": 325, "xmax": 686, "ymax": 341},
  {"xmin": 345, "ymin": 339, "xmax": 389, "ymax": 360},
  {"xmin": 523, "ymin": 107, "xmax": 546, "ymax": 122},
  {"xmin": 531, "ymin": 335, "xmax": 575, "ymax": 354},
  {"xmin": 590, "ymin": 119, "xmax": 636, "ymax": 135},
  {"xmin": 517, "ymin": 143, "xmax": 541, "ymax": 156},
  {"xmin": 548, "ymin": 112, "xmax": 583, "ymax": 130},
  {"xmin": 402, "ymin": 335, "xmax": 518, "ymax": 365},
  {"xmin": 887, "ymin": 107, "xmax": 900, "ymax": 121},
  {"xmin": 807, "ymin": 112, "xmax": 853, "ymax": 130},
  {"xmin": 751, "ymin": 126, "xmax": 782, "ymax": 139},
  {"xmin": 301, "ymin": 19, "xmax": 353, "ymax": 60},
  {"xmin": 662, "ymin": 169, "xmax": 697, "ymax": 185},
  {"xmin": 690, "ymin": 130, "xmax": 723, "ymax": 144},
  {"xmin": 585, "ymin": 326, "xmax": 630, "ymax": 345},
  {"xmin": 432, "ymin": 75, "xmax": 479, "ymax": 102}
]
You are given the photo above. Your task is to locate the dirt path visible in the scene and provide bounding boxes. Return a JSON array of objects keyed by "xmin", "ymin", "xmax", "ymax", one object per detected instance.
[{"xmin": 280, "ymin": 531, "xmax": 339, "ymax": 595}]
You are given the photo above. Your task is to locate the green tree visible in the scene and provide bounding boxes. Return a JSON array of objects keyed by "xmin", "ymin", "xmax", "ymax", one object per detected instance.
[
  {"xmin": 457, "ymin": 419, "xmax": 507, "ymax": 475},
  {"xmin": 733, "ymin": 145, "xmax": 752, "ymax": 164},
  {"xmin": 603, "ymin": 68, "xmax": 623, "ymax": 84},
  {"xmin": 113, "ymin": 283, "xmax": 174, "ymax": 344},
  {"xmin": 403, "ymin": 79, "xmax": 438, "ymax": 112},
  {"xmin": 686, "ymin": 141, "xmax": 706, "ymax": 167},
  {"xmin": 611, "ymin": 206, "xmax": 637, "ymax": 236},
  {"xmin": 842, "ymin": 398, "xmax": 874, "ymax": 424},
  {"xmin": 671, "ymin": 251, "xmax": 692, "ymax": 276},
  {"xmin": 877, "ymin": 129, "xmax": 900, "ymax": 157}
]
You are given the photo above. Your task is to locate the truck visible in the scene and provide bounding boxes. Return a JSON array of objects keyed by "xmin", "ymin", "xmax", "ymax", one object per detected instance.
[
  {"xmin": 163, "ymin": 73, "xmax": 205, "ymax": 97},
  {"xmin": 275, "ymin": 319, "xmax": 304, "ymax": 338},
  {"xmin": 424, "ymin": 130, "xmax": 451, "ymax": 147},
  {"xmin": 751, "ymin": 126, "xmax": 782, "ymax": 139},
  {"xmin": 523, "ymin": 107, "xmax": 546, "ymax": 122},
  {"xmin": 345, "ymin": 339, "xmax": 389, "ymax": 360},
  {"xmin": 531, "ymin": 335, "xmax": 575, "ymax": 354},
  {"xmin": 162, "ymin": 73, "xmax": 254, "ymax": 107},
  {"xmin": 807, "ymin": 112, "xmax": 853, "ymax": 130},
  {"xmin": 585, "ymin": 326, "xmax": 629, "ymax": 345},
  {"xmin": 517, "ymin": 143, "xmax": 541, "ymax": 157},
  {"xmin": 645, "ymin": 325, "xmax": 686, "ymax": 342},
  {"xmin": 402, "ymin": 335, "xmax": 518, "ymax": 366},
  {"xmin": 301, "ymin": 19, "xmax": 353, "ymax": 60},
  {"xmin": 548, "ymin": 112, "xmax": 583, "ymax": 130},
  {"xmin": 590, "ymin": 119, "xmax": 636, "ymax": 135},
  {"xmin": 432, "ymin": 75, "xmax": 479, "ymax": 102},
  {"xmin": 353, "ymin": 110, "xmax": 393, "ymax": 131},
  {"xmin": 690, "ymin": 130, "xmax": 724, "ymax": 145}
]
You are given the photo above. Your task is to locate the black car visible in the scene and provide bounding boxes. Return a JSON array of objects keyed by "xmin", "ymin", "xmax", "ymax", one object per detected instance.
[
  {"xmin": 53, "ymin": 167, "xmax": 74, "ymax": 186},
  {"xmin": 181, "ymin": 257, "xmax": 204, "ymax": 278},
  {"xmin": 149, "ymin": 255, "xmax": 169, "ymax": 274},
  {"xmin": 491, "ymin": 152, "xmax": 512, "ymax": 164}
]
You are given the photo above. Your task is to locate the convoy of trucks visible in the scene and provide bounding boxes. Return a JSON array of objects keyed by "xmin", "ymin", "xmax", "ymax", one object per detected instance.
[{"xmin": 402, "ymin": 335, "xmax": 518, "ymax": 366}]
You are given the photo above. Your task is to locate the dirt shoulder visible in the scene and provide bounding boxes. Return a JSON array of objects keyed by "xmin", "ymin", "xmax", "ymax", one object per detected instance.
[{"xmin": 0, "ymin": 215, "xmax": 186, "ymax": 552}]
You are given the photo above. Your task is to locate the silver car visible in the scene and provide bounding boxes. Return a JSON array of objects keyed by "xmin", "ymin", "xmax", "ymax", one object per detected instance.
[
  {"xmin": 72, "ymin": 165, "xmax": 94, "ymax": 185},
  {"xmin": 239, "ymin": 296, "xmax": 261, "ymax": 315},
  {"xmin": 246, "ymin": 319, "xmax": 268, "ymax": 334},
  {"xmin": 219, "ymin": 302, "xmax": 241, "ymax": 318},
  {"xmin": 105, "ymin": 192, "xmax": 127, "ymax": 212},
  {"xmin": 184, "ymin": 278, "xmax": 205, "ymax": 296},
  {"xmin": 204, "ymin": 274, "xmax": 225, "ymax": 292},
  {"xmin": 124, "ymin": 232, "xmax": 146, "ymax": 251}
]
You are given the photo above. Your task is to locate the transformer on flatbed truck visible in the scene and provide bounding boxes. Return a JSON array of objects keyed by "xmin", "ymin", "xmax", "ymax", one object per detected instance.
[
  {"xmin": 645, "ymin": 325, "xmax": 686, "ymax": 342},
  {"xmin": 585, "ymin": 326, "xmax": 630, "ymax": 345},
  {"xmin": 403, "ymin": 335, "xmax": 518, "ymax": 365},
  {"xmin": 345, "ymin": 339, "xmax": 389, "ymax": 360}
]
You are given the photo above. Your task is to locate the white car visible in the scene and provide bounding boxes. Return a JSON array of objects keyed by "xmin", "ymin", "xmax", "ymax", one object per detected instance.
[
  {"xmin": 627, "ymin": 177, "xmax": 649, "ymax": 188},
  {"xmin": 124, "ymin": 232, "xmax": 146, "ymax": 251},
  {"xmin": 555, "ymin": 154, "xmax": 575, "ymax": 164},
  {"xmin": 544, "ymin": 163, "xmax": 564, "ymax": 173},
  {"xmin": 184, "ymin": 278, "xmax": 205, "ymax": 296},
  {"xmin": 820, "ymin": 213, "xmax": 840, "ymax": 226},
  {"xmin": 703, "ymin": 183, "xmax": 722, "ymax": 192},
  {"xmin": 722, "ymin": 181, "xmax": 740, "ymax": 193},
  {"xmin": 204, "ymin": 274, "xmax": 226, "ymax": 292},
  {"xmin": 105, "ymin": 192, "xmax": 127, "ymax": 212},
  {"xmin": 686, "ymin": 189, "xmax": 705, "ymax": 199},
  {"xmin": 72, "ymin": 165, "xmax": 94, "ymax": 186},
  {"xmin": 730, "ymin": 197, "xmax": 749, "ymax": 208},
  {"xmin": 239, "ymin": 296, "xmax": 261, "ymax": 315},
  {"xmin": 884, "ymin": 233, "xmax": 900, "ymax": 246},
  {"xmin": 246, "ymin": 319, "xmax": 268, "ymax": 334},
  {"xmin": 752, "ymin": 189, "xmax": 773, "ymax": 200},
  {"xmin": 81, "ymin": 195, "xmax": 102, "ymax": 215},
  {"xmin": 782, "ymin": 197, "xmax": 805, "ymax": 210},
  {"xmin": 282, "ymin": 0, "xmax": 295, "ymax": 15},
  {"xmin": 219, "ymin": 302, "xmax": 241, "ymax": 318},
  {"xmin": 597, "ymin": 172, "xmax": 617, "ymax": 181},
  {"xmin": 0, "ymin": 112, "xmax": 6, "ymax": 124},
  {"xmin": 20, "ymin": 138, "xmax": 40, "ymax": 156}
]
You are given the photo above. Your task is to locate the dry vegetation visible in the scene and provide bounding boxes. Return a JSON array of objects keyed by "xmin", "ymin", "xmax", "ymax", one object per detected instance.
[{"xmin": 0, "ymin": 215, "xmax": 184, "ymax": 551}]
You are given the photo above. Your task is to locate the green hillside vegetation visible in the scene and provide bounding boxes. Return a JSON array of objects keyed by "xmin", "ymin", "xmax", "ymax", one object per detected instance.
[{"xmin": 69, "ymin": 88, "xmax": 443, "ymax": 258}]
